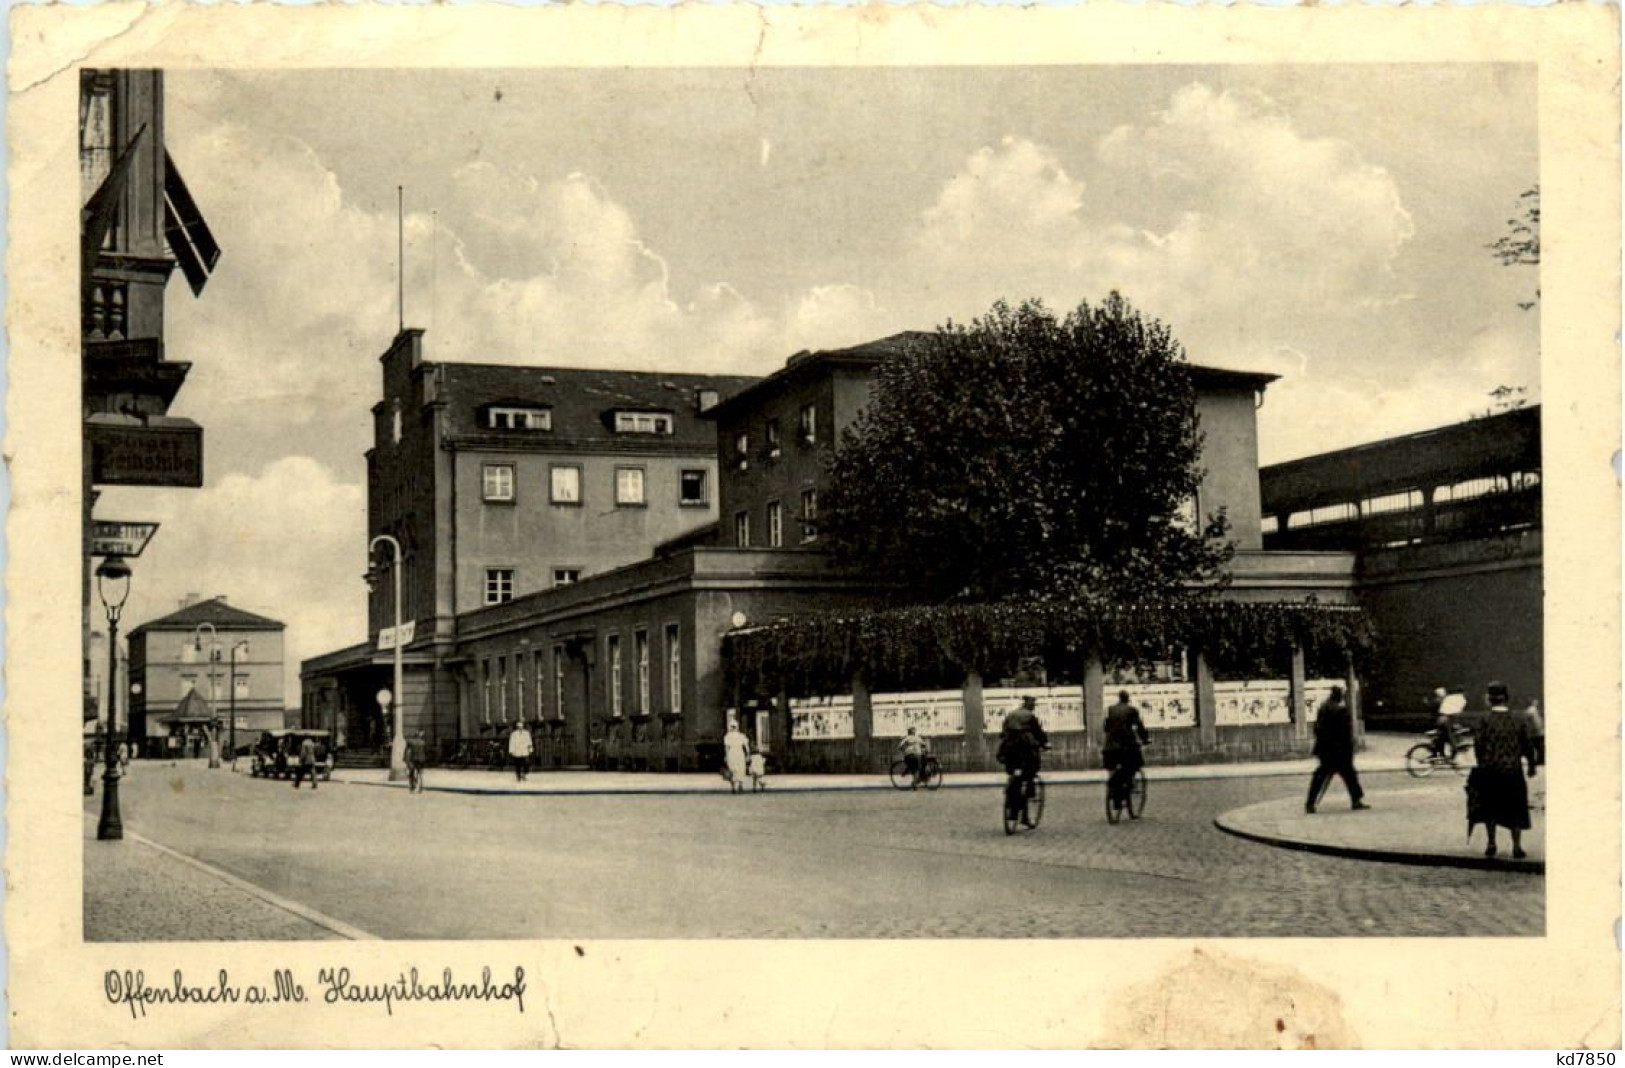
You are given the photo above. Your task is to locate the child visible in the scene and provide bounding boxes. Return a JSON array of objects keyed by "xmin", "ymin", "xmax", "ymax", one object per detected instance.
[{"xmin": 748, "ymin": 746, "xmax": 769, "ymax": 792}]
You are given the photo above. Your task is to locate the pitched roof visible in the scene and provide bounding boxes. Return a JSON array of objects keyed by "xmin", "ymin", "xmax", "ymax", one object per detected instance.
[
  {"xmin": 437, "ymin": 363, "xmax": 760, "ymax": 450},
  {"xmin": 163, "ymin": 688, "xmax": 217, "ymax": 723},
  {"xmin": 129, "ymin": 597, "xmax": 285, "ymax": 635}
]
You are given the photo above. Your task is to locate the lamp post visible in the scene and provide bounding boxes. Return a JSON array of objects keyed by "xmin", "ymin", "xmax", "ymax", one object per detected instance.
[
  {"xmin": 192, "ymin": 622, "xmax": 221, "ymax": 768},
  {"xmin": 95, "ymin": 555, "xmax": 131, "ymax": 841},
  {"xmin": 370, "ymin": 534, "xmax": 408, "ymax": 782},
  {"xmin": 228, "ymin": 639, "xmax": 248, "ymax": 770}
]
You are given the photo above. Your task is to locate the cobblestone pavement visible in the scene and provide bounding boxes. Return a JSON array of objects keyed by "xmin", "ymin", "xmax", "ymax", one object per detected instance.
[
  {"xmin": 93, "ymin": 761, "xmax": 1542, "ymax": 940},
  {"xmin": 82, "ymin": 810, "xmax": 344, "ymax": 942}
]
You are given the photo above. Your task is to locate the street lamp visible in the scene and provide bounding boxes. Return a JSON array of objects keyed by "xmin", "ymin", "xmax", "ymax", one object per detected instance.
[
  {"xmin": 95, "ymin": 555, "xmax": 131, "ymax": 841},
  {"xmin": 369, "ymin": 534, "xmax": 408, "ymax": 782},
  {"xmin": 192, "ymin": 622, "xmax": 221, "ymax": 769},
  {"xmin": 228, "ymin": 639, "xmax": 249, "ymax": 770}
]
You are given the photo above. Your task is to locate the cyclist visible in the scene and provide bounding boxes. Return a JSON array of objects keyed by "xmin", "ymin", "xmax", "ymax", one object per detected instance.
[
  {"xmin": 405, "ymin": 729, "xmax": 427, "ymax": 794},
  {"xmin": 1103, "ymin": 690, "xmax": 1151, "ymax": 812},
  {"xmin": 997, "ymin": 695, "xmax": 1049, "ymax": 820},
  {"xmin": 1431, "ymin": 687, "xmax": 1468, "ymax": 759},
  {"xmin": 896, "ymin": 727, "xmax": 932, "ymax": 787}
]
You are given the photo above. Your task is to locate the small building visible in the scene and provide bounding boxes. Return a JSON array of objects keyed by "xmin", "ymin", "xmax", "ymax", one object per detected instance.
[
  {"xmin": 127, "ymin": 597, "xmax": 287, "ymax": 756},
  {"xmin": 1261, "ymin": 404, "xmax": 1543, "ymax": 727}
]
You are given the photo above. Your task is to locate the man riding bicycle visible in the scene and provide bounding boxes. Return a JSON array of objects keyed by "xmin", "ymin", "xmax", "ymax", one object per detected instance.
[
  {"xmin": 896, "ymin": 727, "xmax": 932, "ymax": 786},
  {"xmin": 1103, "ymin": 690, "xmax": 1151, "ymax": 810},
  {"xmin": 1430, "ymin": 687, "xmax": 1469, "ymax": 759},
  {"xmin": 998, "ymin": 696, "xmax": 1049, "ymax": 817}
]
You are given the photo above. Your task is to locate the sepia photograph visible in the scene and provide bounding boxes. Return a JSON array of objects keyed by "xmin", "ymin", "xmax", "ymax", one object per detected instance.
[
  {"xmin": 79, "ymin": 62, "xmax": 1547, "ymax": 942},
  {"xmin": 8, "ymin": 2, "xmax": 1616, "ymax": 1050}
]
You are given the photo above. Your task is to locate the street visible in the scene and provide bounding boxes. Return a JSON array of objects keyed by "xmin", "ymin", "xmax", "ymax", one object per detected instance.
[{"xmin": 86, "ymin": 760, "xmax": 1542, "ymax": 941}]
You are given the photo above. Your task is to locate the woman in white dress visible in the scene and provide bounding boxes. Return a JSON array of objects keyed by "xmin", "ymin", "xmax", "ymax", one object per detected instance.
[{"xmin": 722, "ymin": 720, "xmax": 750, "ymax": 794}]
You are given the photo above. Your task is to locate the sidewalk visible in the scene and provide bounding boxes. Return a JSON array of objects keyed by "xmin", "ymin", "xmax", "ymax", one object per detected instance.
[
  {"xmin": 1215, "ymin": 781, "xmax": 1545, "ymax": 873},
  {"xmin": 330, "ymin": 731, "xmax": 1417, "ymax": 796}
]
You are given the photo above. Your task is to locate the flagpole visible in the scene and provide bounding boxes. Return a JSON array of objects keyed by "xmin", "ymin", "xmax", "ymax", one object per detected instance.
[{"xmin": 397, "ymin": 185, "xmax": 404, "ymax": 334}]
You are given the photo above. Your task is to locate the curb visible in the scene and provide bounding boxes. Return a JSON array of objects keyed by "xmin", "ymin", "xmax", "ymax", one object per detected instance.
[
  {"xmin": 1212, "ymin": 815, "xmax": 1545, "ymax": 874},
  {"xmin": 126, "ymin": 831, "xmax": 381, "ymax": 938},
  {"xmin": 332, "ymin": 760, "xmax": 1409, "ymax": 798}
]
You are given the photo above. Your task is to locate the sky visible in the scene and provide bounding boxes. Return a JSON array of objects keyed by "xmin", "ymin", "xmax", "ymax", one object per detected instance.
[{"xmin": 95, "ymin": 65, "xmax": 1540, "ymax": 704}]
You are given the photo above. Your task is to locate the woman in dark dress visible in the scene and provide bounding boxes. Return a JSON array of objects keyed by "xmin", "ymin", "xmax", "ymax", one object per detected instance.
[{"xmin": 1465, "ymin": 681, "xmax": 1538, "ymax": 858}]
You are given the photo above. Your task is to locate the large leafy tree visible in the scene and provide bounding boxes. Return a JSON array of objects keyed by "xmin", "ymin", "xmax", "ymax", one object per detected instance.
[{"xmin": 821, "ymin": 294, "xmax": 1232, "ymax": 606}]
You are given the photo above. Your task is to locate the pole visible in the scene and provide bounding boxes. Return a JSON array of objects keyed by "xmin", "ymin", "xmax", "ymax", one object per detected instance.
[
  {"xmin": 96, "ymin": 609, "xmax": 123, "ymax": 840},
  {"xmin": 397, "ymin": 185, "xmax": 405, "ymax": 334},
  {"xmin": 229, "ymin": 644, "xmax": 238, "ymax": 770},
  {"xmin": 372, "ymin": 534, "xmax": 408, "ymax": 781},
  {"xmin": 194, "ymin": 622, "xmax": 221, "ymax": 769}
]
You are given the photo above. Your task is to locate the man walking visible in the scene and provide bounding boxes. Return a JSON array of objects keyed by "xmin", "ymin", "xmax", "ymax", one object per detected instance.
[
  {"xmin": 406, "ymin": 729, "xmax": 427, "ymax": 793},
  {"xmin": 292, "ymin": 733, "xmax": 319, "ymax": 790},
  {"xmin": 1306, "ymin": 685, "xmax": 1367, "ymax": 813},
  {"xmin": 508, "ymin": 721, "xmax": 533, "ymax": 782}
]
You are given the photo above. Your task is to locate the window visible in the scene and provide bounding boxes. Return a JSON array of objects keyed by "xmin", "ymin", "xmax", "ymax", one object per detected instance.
[
  {"xmin": 550, "ymin": 464, "xmax": 582, "ymax": 505},
  {"xmin": 553, "ymin": 568, "xmax": 582, "ymax": 587},
  {"xmin": 665, "ymin": 623, "xmax": 681, "ymax": 713},
  {"xmin": 533, "ymin": 650, "xmax": 546, "ymax": 721},
  {"xmin": 482, "ymin": 464, "xmax": 515, "ymax": 503},
  {"xmin": 488, "ymin": 406, "xmax": 551, "ymax": 431},
  {"xmin": 481, "ymin": 661, "xmax": 492, "ymax": 724},
  {"xmin": 234, "ymin": 675, "xmax": 249, "ymax": 700},
  {"xmin": 516, "ymin": 656, "xmax": 526, "ymax": 721},
  {"xmin": 800, "ymin": 489, "xmax": 819, "ymax": 542},
  {"xmin": 615, "ymin": 467, "xmax": 646, "ymax": 507},
  {"xmin": 613, "ymin": 411, "xmax": 673, "ymax": 435},
  {"xmin": 767, "ymin": 500, "xmax": 783, "ymax": 547},
  {"xmin": 679, "ymin": 469, "xmax": 708, "ymax": 506},
  {"xmin": 236, "ymin": 639, "xmax": 250, "ymax": 659},
  {"xmin": 734, "ymin": 511, "xmax": 751, "ymax": 548},
  {"xmin": 552, "ymin": 645, "xmax": 566, "ymax": 720},
  {"xmin": 485, "ymin": 568, "xmax": 515, "ymax": 605},
  {"xmin": 179, "ymin": 674, "xmax": 196, "ymax": 698},
  {"xmin": 635, "ymin": 630, "xmax": 650, "ymax": 715},
  {"xmin": 765, "ymin": 419, "xmax": 781, "ymax": 460},
  {"xmin": 607, "ymin": 635, "xmax": 623, "ymax": 718},
  {"xmin": 181, "ymin": 641, "xmax": 198, "ymax": 664},
  {"xmin": 1261, "ymin": 515, "xmax": 1280, "ymax": 536},
  {"xmin": 498, "ymin": 657, "xmax": 509, "ymax": 722},
  {"xmin": 799, "ymin": 403, "xmax": 817, "ymax": 445},
  {"xmin": 391, "ymin": 404, "xmax": 402, "ymax": 446},
  {"xmin": 733, "ymin": 432, "xmax": 749, "ymax": 471},
  {"xmin": 697, "ymin": 389, "xmax": 719, "ymax": 412}
]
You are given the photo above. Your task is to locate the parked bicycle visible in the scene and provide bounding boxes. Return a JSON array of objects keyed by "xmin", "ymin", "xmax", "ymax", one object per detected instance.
[{"xmin": 888, "ymin": 755, "xmax": 943, "ymax": 791}]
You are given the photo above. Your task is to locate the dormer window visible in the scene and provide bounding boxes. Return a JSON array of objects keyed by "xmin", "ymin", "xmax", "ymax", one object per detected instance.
[
  {"xmin": 614, "ymin": 411, "xmax": 674, "ymax": 435},
  {"xmin": 487, "ymin": 406, "xmax": 551, "ymax": 431},
  {"xmin": 696, "ymin": 389, "xmax": 719, "ymax": 412}
]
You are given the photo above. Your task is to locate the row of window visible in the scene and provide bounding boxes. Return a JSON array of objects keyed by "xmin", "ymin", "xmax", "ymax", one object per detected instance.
[
  {"xmin": 731, "ymin": 404, "xmax": 818, "ymax": 470},
  {"xmin": 178, "ymin": 640, "xmax": 251, "ymax": 662},
  {"xmin": 734, "ymin": 489, "xmax": 818, "ymax": 548},
  {"xmin": 1274, "ymin": 471, "xmax": 1543, "ymax": 532},
  {"xmin": 482, "ymin": 463, "xmax": 709, "ymax": 508},
  {"xmin": 178, "ymin": 675, "xmax": 251, "ymax": 699},
  {"xmin": 481, "ymin": 407, "xmax": 695, "ymax": 436},
  {"xmin": 483, "ymin": 566, "xmax": 581, "ymax": 605},
  {"xmin": 478, "ymin": 624, "xmax": 682, "ymax": 723}
]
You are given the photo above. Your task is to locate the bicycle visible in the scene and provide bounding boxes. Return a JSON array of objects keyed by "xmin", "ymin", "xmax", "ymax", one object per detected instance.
[
  {"xmin": 889, "ymin": 755, "xmax": 943, "ymax": 791},
  {"xmin": 1002, "ymin": 771, "xmax": 1045, "ymax": 835},
  {"xmin": 1105, "ymin": 766, "xmax": 1147, "ymax": 823},
  {"xmin": 1405, "ymin": 733, "xmax": 1473, "ymax": 778}
]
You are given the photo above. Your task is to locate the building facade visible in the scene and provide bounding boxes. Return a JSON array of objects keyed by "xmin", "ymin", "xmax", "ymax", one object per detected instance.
[
  {"xmin": 305, "ymin": 329, "xmax": 1367, "ymax": 772},
  {"xmin": 300, "ymin": 329, "xmax": 757, "ymax": 754},
  {"xmin": 81, "ymin": 69, "xmax": 217, "ymax": 729},
  {"xmin": 127, "ymin": 597, "xmax": 287, "ymax": 756},
  {"xmin": 1261, "ymin": 404, "xmax": 1543, "ymax": 727}
]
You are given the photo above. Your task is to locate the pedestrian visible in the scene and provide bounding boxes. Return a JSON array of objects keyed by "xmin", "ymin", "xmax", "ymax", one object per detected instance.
[
  {"xmin": 117, "ymin": 739, "xmax": 130, "ymax": 773},
  {"xmin": 748, "ymin": 744, "xmax": 769, "ymax": 791},
  {"xmin": 1524, "ymin": 698, "xmax": 1545, "ymax": 768},
  {"xmin": 83, "ymin": 740, "xmax": 97, "ymax": 796},
  {"xmin": 1305, "ymin": 685, "xmax": 1368, "ymax": 813},
  {"xmin": 406, "ymin": 729, "xmax": 427, "ymax": 793},
  {"xmin": 722, "ymin": 719, "xmax": 750, "ymax": 794},
  {"xmin": 509, "ymin": 721, "xmax": 533, "ymax": 782},
  {"xmin": 1465, "ymin": 681, "xmax": 1538, "ymax": 858},
  {"xmin": 292, "ymin": 734, "xmax": 319, "ymax": 790}
]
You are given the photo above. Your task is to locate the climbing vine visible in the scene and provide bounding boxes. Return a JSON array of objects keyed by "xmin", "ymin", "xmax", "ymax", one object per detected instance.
[{"xmin": 724, "ymin": 599, "xmax": 1374, "ymax": 699}]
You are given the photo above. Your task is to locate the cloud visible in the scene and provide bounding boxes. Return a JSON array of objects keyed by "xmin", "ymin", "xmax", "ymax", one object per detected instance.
[
  {"xmin": 99, "ymin": 458, "xmax": 367, "ymax": 705},
  {"xmin": 907, "ymin": 84, "xmax": 1418, "ymax": 367}
]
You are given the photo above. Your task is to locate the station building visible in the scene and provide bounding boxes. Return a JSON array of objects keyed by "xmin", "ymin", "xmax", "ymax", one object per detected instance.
[{"xmin": 305, "ymin": 328, "xmax": 1370, "ymax": 772}]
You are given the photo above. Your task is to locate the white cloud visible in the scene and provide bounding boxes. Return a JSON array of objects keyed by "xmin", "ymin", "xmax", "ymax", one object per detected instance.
[{"xmin": 99, "ymin": 458, "xmax": 367, "ymax": 705}]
